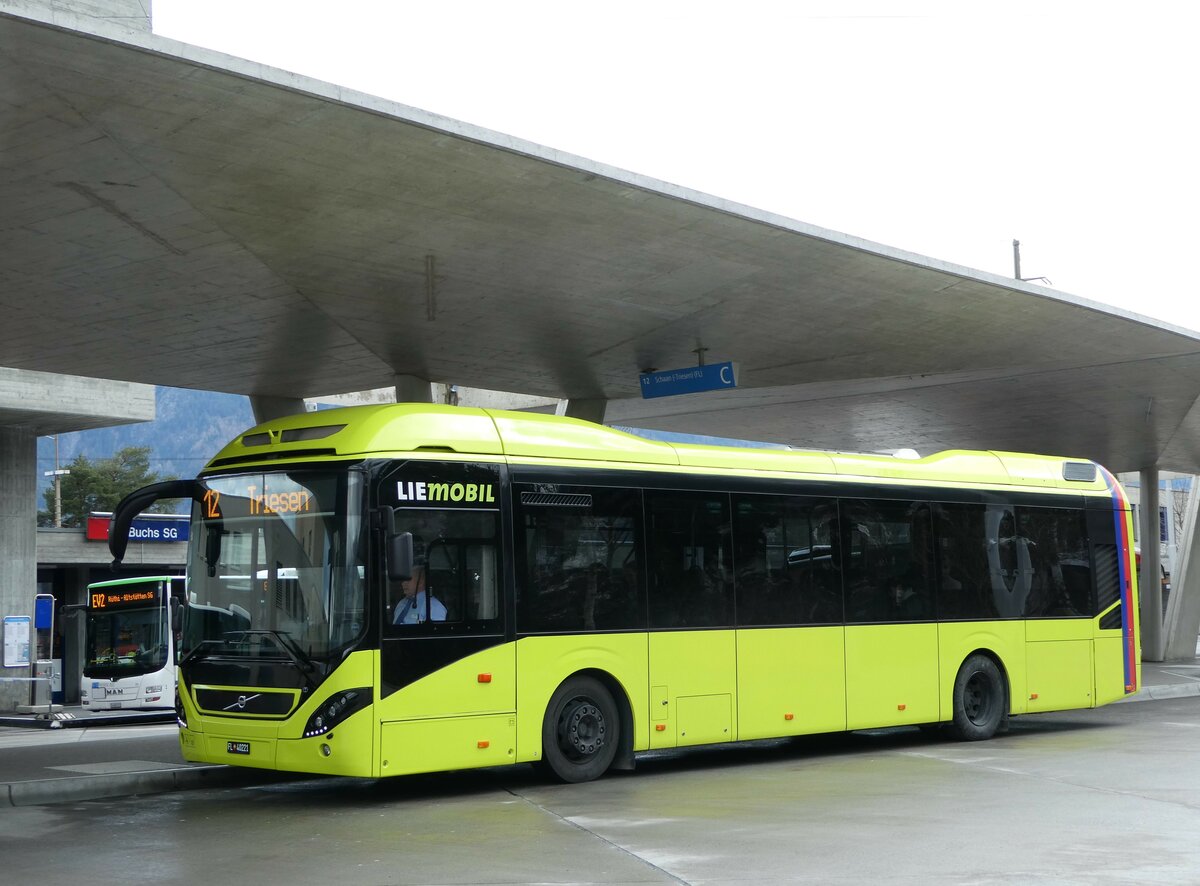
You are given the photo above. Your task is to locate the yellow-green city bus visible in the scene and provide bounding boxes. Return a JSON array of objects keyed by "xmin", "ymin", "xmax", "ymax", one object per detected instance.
[{"xmin": 108, "ymin": 404, "xmax": 1140, "ymax": 783}]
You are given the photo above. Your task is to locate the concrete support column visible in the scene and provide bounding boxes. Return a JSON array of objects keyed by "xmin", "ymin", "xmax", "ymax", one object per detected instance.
[
  {"xmin": 556, "ymin": 398, "xmax": 608, "ymax": 424},
  {"xmin": 1139, "ymin": 468, "xmax": 1165, "ymax": 662},
  {"xmin": 250, "ymin": 395, "xmax": 309, "ymax": 424},
  {"xmin": 1164, "ymin": 475, "xmax": 1200, "ymax": 659},
  {"xmin": 394, "ymin": 374, "xmax": 434, "ymax": 404},
  {"xmin": 0, "ymin": 428, "xmax": 37, "ymax": 711}
]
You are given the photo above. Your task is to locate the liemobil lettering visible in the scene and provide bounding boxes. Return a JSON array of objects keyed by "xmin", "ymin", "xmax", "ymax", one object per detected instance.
[{"xmin": 397, "ymin": 481, "xmax": 496, "ymax": 504}]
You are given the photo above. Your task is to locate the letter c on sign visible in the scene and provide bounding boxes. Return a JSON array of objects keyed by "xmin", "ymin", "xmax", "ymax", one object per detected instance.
[{"xmin": 719, "ymin": 365, "xmax": 733, "ymax": 385}]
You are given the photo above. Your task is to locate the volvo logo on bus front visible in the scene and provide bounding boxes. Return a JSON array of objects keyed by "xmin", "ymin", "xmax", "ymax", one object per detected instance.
[{"xmin": 224, "ymin": 693, "xmax": 260, "ymax": 711}]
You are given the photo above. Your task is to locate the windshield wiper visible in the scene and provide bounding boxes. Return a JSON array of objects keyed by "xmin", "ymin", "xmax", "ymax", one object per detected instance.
[
  {"xmin": 225, "ymin": 630, "xmax": 318, "ymax": 677},
  {"xmin": 178, "ymin": 638, "xmax": 233, "ymax": 667},
  {"xmin": 179, "ymin": 631, "xmax": 320, "ymax": 696}
]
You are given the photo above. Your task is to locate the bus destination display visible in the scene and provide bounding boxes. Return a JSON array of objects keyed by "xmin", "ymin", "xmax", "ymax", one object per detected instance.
[{"xmin": 90, "ymin": 585, "xmax": 160, "ymax": 611}]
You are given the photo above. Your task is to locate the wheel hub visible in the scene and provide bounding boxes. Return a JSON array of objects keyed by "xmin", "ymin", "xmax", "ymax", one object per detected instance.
[{"xmin": 560, "ymin": 700, "xmax": 606, "ymax": 757}]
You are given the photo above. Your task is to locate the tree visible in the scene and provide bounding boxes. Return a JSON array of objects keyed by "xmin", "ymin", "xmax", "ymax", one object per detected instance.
[{"xmin": 39, "ymin": 447, "xmax": 176, "ymax": 528}]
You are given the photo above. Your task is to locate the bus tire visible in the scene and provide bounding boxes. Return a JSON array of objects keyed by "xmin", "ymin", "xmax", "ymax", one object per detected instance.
[
  {"xmin": 541, "ymin": 676, "xmax": 619, "ymax": 783},
  {"xmin": 950, "ymin": 654, "xmax": 1006, "ymax": 741}
]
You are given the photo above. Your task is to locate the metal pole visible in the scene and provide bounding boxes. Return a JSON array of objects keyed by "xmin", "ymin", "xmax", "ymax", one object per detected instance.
[
  {"xmin": 1012, "ymin": 239, "xmax": 1021, "ymax": 279},
  {"xmin": 44, "ymin": 437, "xmax": 70, "ymax": 528},
  {"xmin": 53, "ymin": 436, "xmax": 61, "ymax": 528}
]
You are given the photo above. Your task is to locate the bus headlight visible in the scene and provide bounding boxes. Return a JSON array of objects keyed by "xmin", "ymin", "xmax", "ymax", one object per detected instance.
[
  {"xmin": 304, "ymin": 688, "xmax": 371, "ymax": 738},
  {"xmin": 175, "ymin": 689, "xmax": 188, "ymax": 729}
]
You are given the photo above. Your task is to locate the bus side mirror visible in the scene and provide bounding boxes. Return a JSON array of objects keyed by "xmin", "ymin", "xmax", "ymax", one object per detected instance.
[
  {"xmin": 386, "ymin": 519, "xmax": 413, "ymax": 582},
  {"xmin": 109, "ymin": 479, "xmax": 203, "ymax": 568},
  {"xmin": 170, "ymin": 597, "xmax": 183, "ymax": 633}
]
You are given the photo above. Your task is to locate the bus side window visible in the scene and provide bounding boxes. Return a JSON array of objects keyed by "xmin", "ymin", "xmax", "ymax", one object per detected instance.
[
  {"xmin": 515, "ymin": 485, "xmax": 644, "ymax": 634},
  {"xmin": 733, "ymin": 494, "xmax": 841, "ymax": 626},
  {"xmin": 935, "ymin": 503, "xmax": 1003, "ymax": 619},
  {"xmin": 841, "ymin": 499, "xmax": 934, "ymax": 623},
  {"xmin": 1019, "ymin": 507, "xmax": 1090, "ymax": 617},
  {"xmin": 385, "ymin": 508, "xmax": 502, "ymax": 631},
  {"xmin": 646, "ymin": 491, "xmax": 733, "ymax": 629}
]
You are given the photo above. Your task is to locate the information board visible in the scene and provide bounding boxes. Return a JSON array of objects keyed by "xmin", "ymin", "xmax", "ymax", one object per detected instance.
[{"xmin": 3, "ymin": 615, "xmax": 31, "ymax": 668}]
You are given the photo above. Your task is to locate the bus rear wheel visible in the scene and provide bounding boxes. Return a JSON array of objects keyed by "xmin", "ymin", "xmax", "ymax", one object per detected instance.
[
  {"xmin": 950, "ymin": 654, "xmax": 1006, "ymax": 741},
  {"xmin": 541, "ymin": 676, "xmax": 619, "ymax": 783}
]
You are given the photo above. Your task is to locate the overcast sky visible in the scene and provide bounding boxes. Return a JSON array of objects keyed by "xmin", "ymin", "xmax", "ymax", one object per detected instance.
[{"xmin": 154, "ymin": 1, "xmax": 1200, "ymax": 333}]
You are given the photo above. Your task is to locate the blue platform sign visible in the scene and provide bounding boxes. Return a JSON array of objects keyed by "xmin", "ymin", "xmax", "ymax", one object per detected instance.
[
  {"xmin": 34, "ymin": 597, "xmax": 53, "ymax": 629},
  {"xmin": 639, "ymin": 361, "xmax": 739, "ymax": 399}
]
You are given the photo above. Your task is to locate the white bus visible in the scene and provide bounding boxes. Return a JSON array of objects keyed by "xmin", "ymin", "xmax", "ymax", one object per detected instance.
[{"xmin": 81, "ymin": 575, "xmax": 182, "ymax": 712}]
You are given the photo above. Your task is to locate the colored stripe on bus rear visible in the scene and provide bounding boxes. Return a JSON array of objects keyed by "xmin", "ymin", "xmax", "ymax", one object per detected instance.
[{"xmin": 1099, "ymin": 467, "xmax": 1137, "ymax": 692}]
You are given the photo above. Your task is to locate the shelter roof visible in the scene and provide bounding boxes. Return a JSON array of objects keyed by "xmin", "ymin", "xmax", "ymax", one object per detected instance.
[{"xmin": 3, "ymin": 5, "xmax": 1199, "ymax": 471}]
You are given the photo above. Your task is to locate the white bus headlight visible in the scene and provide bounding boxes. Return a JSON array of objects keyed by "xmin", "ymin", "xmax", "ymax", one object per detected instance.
[{"xmin": 303, "ymin": 688, "xmax": 371, "ymax": 738}]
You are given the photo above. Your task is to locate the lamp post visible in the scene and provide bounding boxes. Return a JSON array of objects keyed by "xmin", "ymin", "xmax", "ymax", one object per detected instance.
[{"xmin": 42, "ymin": 435, "xmax": 70, "ymax": 528}]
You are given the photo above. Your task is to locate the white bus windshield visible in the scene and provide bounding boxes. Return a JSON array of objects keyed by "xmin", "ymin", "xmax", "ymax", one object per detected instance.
[
  {"xmin": 184, "ymin": 469, "xmax": 366, "ymax": 663},
  {"xmin": 84, "ymin": 603, "xmax": 168, "ymax": 678}
]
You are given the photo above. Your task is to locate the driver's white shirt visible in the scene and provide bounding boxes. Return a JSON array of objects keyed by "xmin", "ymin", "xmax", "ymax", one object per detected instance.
[{"xmin": 393, "ymin": 590, "xmax": 447, "ymax": 624}]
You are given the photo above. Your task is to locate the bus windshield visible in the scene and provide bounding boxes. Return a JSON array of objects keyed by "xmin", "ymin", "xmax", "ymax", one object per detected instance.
[
  {"xmin": 184, "ymin": 469, "xmax": 366, "ymax": 664},
  {"xmin": 84, "ymin": 604, "xmax": 168, "ymax": 678}
]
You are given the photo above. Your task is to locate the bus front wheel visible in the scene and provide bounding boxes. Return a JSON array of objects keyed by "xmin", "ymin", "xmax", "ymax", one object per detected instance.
[
  {"xmin": 950, "ymin": 654, "xmax": 1006, "ymax": 741},
  {"xmin": 541, "ymin": 676, "xmax": 619, "ymax": 783}
]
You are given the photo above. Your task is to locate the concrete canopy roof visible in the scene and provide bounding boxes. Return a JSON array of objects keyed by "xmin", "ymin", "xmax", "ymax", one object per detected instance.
[
  {"xmin": 3, "ymin": 4, "xmax": 1200, "ymax": 473},
  {"xmin": 0, "ymin": 367, "xmax": 154, "ymax": 436}
]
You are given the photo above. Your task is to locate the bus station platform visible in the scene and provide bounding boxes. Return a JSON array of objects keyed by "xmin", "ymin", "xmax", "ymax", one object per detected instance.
[
  {"xmin": 0, "ymin": 707, "xmax": 174, "ymax": 730},
  {"xmin": 1, "ymin": 656, "xmax": 1197, "ymax": 809}
]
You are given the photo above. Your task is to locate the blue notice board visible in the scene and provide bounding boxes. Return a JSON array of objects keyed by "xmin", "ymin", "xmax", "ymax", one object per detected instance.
[
  {"xmin": 3, "ymin": 615, "xmax": 31, "ymax": 667},
  {"xmin": 639, "ymin": 362, "xmax": 739, "ymax": 399}
]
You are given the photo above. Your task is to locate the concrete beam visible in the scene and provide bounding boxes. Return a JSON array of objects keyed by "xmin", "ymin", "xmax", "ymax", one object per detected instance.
[
  {"xmin": 4, "ymin": 0, "xmax": 151, "ymax": 37},
  {"xmin": 556, "ymin": 398, "xmax": 608, "ymax": 425},
  {"xmin": 307, "ymin": 385, "xmax": 558, "ymax": 413},
  {"xmin": 394, "ymin": 375, "xmax": 434, "ymax": 404},
  {"xmin": 250, "ymin": 395, "xmax": 309, "ymax": 424},
  {"xmin": 0, "ymin": 368, "xmax": 154, "ymax": 435}
]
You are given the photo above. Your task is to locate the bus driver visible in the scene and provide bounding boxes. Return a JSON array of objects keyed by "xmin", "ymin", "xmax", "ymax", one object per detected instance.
[{"xmin": 392, "ymin": 565, "xmax": 447, "ymax": 624}]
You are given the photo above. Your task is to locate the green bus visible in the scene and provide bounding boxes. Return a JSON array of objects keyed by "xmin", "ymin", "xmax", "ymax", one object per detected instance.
[{"xmin": 109, "ymin": 404, "xmax": 1140, "ymax": 783}]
